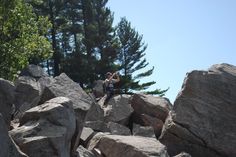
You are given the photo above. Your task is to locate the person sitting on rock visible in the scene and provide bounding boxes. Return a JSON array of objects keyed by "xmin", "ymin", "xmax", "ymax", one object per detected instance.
[{"xmin": 103, "ymin": 71, "xmax": 120, "ymax": 106}]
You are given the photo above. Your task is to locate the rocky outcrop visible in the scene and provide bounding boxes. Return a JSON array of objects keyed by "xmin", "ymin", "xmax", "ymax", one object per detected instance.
[
  {"xmin": 106, "ymin": 122, "xmax": 131, "ymax": 135},
  {"xmin": 39, "ymin": 73, "xmax": 93, "ymax": 152},
  {"xmin": 1, "ymin": 63, "xmax": 236, "ymax": 157},
  {"xmin": 14, "ymin": 76, "xmax": 41, "ymax": 118},
  {"xmin": 76, "ymin": 145, "xmax": 95, "ymax": 157},
  {"xmin": 130, "ymin": 93, "xmax": 172, "ymax": 122},
  {"xmin": 159, "ymin": 63, "xmax": 236, "ymax": 157},
  {"xmin": 19, "ymin": 64, "xmax": 48, "ymax": 80},
  {"xmin": 88, "ymin": 134, "xmax": 169, "ymax": 157},
  {"xmin": 0, "ymin": 78, "xmax": 15, "ymax": 127},
  {"xmin": 0, "ymin": 114, "xmax": 28, "ymax": 157},
  {"xmin": 132, "ymin": 123, "xmax": 156, "ymax": 138},
  {"xmin": 92, "ymin": 80, "xmax": 104, "ymax": 98},
  {"xmin": 100, "ymin": 94, "xmax": 133, "ymax": 125},
  {"xmin": 10, "ymin": 97, "xmax": 76, "ymax": 157}
]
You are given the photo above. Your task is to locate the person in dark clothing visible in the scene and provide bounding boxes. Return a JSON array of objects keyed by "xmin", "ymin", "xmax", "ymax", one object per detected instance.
[{"xmin": 103, "ymin": 72, "xmax": 120, "ymax": 106}]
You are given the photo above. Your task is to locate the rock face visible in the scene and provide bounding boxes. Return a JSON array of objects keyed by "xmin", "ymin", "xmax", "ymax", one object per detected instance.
[
  {"xmin": 1, "ymin": 63, "xmax": 236, "ymax": 157},
  {"xmin": 0, "ymin": 114, "xmax": 28, "ymax": 157},
  {"xmin": 92, "ymin": 80, "xmax": 104, "ymax": 98},
  {"xmin": 0, "ymin": 78, "xmax": 15, "ymax": 127},
  {"xmin": 130, "ymin": 94, "xmax": 172, "ymax": 122},
  {"xmin": 14, "ymin": 76, "xmax": 41, "ymax": 117},
  {"xmin": 10, "ymin": 97, "xmax": 76, "ymax": 157},
  {"xmin": 102, "ymin": 94, "xmax": 133, "ymax": 125},
  {"xmin": 76, "ymin": 145, "xmax": 95, "ymax": 157},
  {"xmin": 39, "ymin": 73, "xmax": 93, "ymax": 151},
  {"xmin": 40, "ymin": 73, "xmax": 92, "ymax": 113},
  {"xmin": 132, "ymin": 123, "xmax": 156, "ymax": 138},
  {"xmin": 88, "ymin": 134, "xmax": 169, "ymax": 157},
  {"xmin": 159, "ymin": 63, "xmax": 236, "ymax": 157},
  {"xmin": 19, "ymin": 64, "xmax": 48, "ymax": 79}
]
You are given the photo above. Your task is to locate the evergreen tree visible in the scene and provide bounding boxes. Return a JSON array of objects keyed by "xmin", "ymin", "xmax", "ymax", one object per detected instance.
[
  {"xmin": 28, "ymin": 0, "xmax": 68, "ymax": 76},
  {"xmin": 0, "ymin": 0, "xmax": 52, "ymax": 80},
  {"xmin": 116, "ymin": 17, "xmax": 166, "ymax": 95},
  {"xmin": 93, "ymin": 0, "xmax": 119, "ymax": 79}
]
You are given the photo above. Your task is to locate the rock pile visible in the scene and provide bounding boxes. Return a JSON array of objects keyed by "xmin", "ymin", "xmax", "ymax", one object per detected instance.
[{"xmin": 0, "ymin": 63, "xmax": 235, "ymax": 157}]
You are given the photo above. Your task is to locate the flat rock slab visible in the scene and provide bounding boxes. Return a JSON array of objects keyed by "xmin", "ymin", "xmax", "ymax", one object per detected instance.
[{"xmin": 90, "ymin": 134, "xmax": 169, "ymax": 157}]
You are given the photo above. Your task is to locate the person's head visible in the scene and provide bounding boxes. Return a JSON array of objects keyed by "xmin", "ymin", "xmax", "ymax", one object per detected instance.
[{"xmin": 105, "ymin": 72, "xmax": 112, "ymax": 79}]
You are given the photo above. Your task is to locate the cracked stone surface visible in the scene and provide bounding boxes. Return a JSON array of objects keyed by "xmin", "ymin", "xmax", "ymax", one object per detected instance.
[{"xmin": 159, "ymin": 63, "xmax": 236, "ymax": 157}]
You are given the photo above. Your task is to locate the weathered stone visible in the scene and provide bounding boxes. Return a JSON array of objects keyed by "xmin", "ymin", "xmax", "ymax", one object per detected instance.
[
  {"xmin": 89, "ymin": 134, "xmax": 169, "ymax": 157},
  {"xmin": 10, "ymin": 97, "xmax": 76, "ymax": 157},
  {"xmin": 107, "ymin": 122, "xmax": 131, "ymax": 135},
  {"xmin": 173, "ymin": 152, "xmax": 191, "ymax": 157},
  {"xmin": 39, "ymin": 73, "xmax": 93, "ymax": 152},
  {"xmin": 0, "ymin": 78, "xmax": 15, "ymax": 127},
  {"xmin": 14, "ymin": 76, "xmax": 41, "ymax": 117},
  {"xmin": 160, "ymin": 63, "xmax": 236, "ymax": 157},
  {"xmin": 80, "ymin": 127, "xmax": 95, "ymax": 147},
  {"xmin": 100, "ymin": 94, "xmax": 133, "ymax": 125},
  {"xmin": 87, "ymin": 132, "xmax": 111, "ymax": 151},
  {"xmin": 141, "ymin": 114, "xmax": 164, "ymax": 138},
  {"xmin": 85, "ymin": 121, "xmax": 109, "ymax": 132},
  {"xmin": 76, "ymin": 145, "xmax": 95, "ymax": 157},
  {"xmin": 0, "ymin": 114, "xmax": 28, "ymax": 157},
  {"xmin": 132, "ymin": 123, "xmax": 156, "ymax": 138},
  {"xmin": 130, "ymin": 93, "xmax": 172, "ymax": 122},
  {"xmin": 19, "ymin": 64, "xmax": 48, "ymax": 79},
  {"xmin": 160, "ymin": 112, "xmax": 219, "ymax": 157},
  {"xmin": 92, "ymin": 80, "xmax": 104, "ymax": 98},
  {"xmin": 85, "ymin": 101, "xmax": 104, "ymax": 122}
]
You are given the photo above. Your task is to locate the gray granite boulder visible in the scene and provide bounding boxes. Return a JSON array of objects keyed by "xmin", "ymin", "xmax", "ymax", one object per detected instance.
[
  {"xmin": 19, "ymin": 64, "xmax": 48, "ymax": 80},
  {"xmin": 0, "ymin": 78, "xmax": 15, "ymax": 127},
  {"xmin": 130, "ymin": 93, "xmax": 172, "ymax": 122},
  {"xmin": 99, "ymin": 94, "xmax": 133, "ymax": 125},
  {"xmin": 10, "ymin": 97, "xmax": 76, "ymax": 157},
  {"xmin": 14, "ymin": 76, "xmax": 41, "ymax": 118},
  {"xmin": 0, "ymin": 114, "xmax": 28, "ymax": 157},
  {"xmin": 88, "ymin": 134, "xmax": 169, "ymax": 157},
  {"xmin": 160, "ymin": 63, "xmax": 236, "ymax": 157}
]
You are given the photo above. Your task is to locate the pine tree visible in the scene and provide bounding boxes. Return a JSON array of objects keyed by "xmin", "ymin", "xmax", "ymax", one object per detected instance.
[
  {"xmin": 116, "ymin": 17, "xmax": 166, "ymax": 95},
  {"xmin": 93, "ymin": 0, "xmax": 119, "ymax": 79}
]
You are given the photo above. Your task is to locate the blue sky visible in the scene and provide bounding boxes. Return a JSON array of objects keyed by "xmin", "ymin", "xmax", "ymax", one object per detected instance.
[{"xmin": 107, "ymin": 0, "xmax": 236, "ymax": 103}]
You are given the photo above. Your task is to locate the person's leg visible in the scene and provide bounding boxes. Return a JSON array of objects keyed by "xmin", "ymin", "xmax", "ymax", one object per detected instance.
[{"xmin": 103, "ymin": 90, "xmax": 113, "ymax": 106}]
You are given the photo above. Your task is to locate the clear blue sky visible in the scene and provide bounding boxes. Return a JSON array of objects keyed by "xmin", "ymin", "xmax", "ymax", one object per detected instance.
[{"xmin": 107, "ymin": 0, "xmax": 236, "ymax": 103}]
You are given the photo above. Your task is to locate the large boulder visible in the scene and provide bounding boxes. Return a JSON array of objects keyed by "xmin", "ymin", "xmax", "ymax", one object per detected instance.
[
  {"xmin": 19, "ymin": 64, "xmax": 48, "ymax": 80},
  {"xmin": 88, "ymin": 134, "xmax": 169, "ymax": 157},
  {"xmin": 76, "ymin": 145, "xmax": 95, "ymax": 157},
  {"xmin": 92, "ymin": 80, "xmax": 104, "ymax": 98},
  {"xmin": 106, "ymin": 122, "xmax": 131, "ymax": 135},
  {"xmin": 130, "ymin": 93, "xmax": 172, "ymax": 122},
  {"xmin": 141, "ymin": 114, "xmax": 164, "ymax": 138},
  {"xmin": 14, "ymin": 76, "xmax": 41, "ymax": 117},
  {"xmin": 160, "ymin": 63, "xmax": 236, "ymax": 157},
  {"xmin": 99, "ymin": 94, "xmax": 133, "ymax": 125},
  {"xmin": 10, "ymin": 97, "xmax": 76, "ymax": 157},
  {"xmin": 39, "ymin": 73, "xmax": 93, "ymax": 151},
  {"xmin": 85, "ymin": 101, "xmax": 104, "ymax": 122},
  {"xmin": 0, "ymin": 78, "xmax": 15, "ymax": 127},
  {"xmin": 0, "ymin": 114, "xmax": 28, "ymax": 157},
  {"xmin": 132, "ymin": 123, "xmax": 156, "ymax": 138}
]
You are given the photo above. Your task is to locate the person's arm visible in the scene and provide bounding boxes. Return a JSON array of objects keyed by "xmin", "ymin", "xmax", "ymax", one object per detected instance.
[{"xmin": 112, "ymin": 72, "xmax": 120, "ymax": 83}]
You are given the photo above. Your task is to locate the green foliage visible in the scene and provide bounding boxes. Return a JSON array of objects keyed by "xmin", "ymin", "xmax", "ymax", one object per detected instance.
[
  {"xmin": 0, "ymin": 0, "xmax": 52, "ymax": 80},
  {"xmin": 24, "ymin": 0, "xmax": 167, "ymax": 95},
  {"xmin": 116, "ymin": 17, "xmax": 166, "ymax": 95}
]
